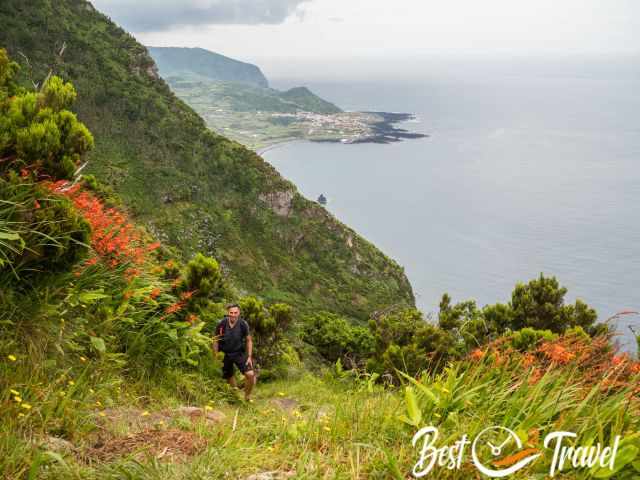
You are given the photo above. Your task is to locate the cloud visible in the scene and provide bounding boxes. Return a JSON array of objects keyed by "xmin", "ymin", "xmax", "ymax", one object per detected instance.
[{"xmin": 91, "ymin": 0, "xmax": 312, "ymax": 32}]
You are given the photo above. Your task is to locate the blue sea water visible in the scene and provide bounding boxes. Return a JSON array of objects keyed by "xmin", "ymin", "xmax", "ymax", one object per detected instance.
[{"xmin": 264, "ymin": 58, "xmax": 640, "ymax": 352}]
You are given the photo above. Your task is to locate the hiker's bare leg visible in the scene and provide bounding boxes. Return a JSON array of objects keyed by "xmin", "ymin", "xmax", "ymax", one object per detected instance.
[
  {"xmin": 244, "ymin": 370, "xmax": 255, "ymax": 400},
  {"xmin": 227, "ymin": 375, "xmax": 237, "ymax": 388}
]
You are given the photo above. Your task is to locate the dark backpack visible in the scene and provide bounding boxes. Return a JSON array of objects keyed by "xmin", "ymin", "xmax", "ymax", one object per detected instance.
[{"xmin": 216, "ymin": 317, "xmax": 227, "ymax": 339}]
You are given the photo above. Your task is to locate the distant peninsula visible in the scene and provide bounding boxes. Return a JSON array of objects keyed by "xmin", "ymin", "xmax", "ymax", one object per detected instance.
[{"xmin": 147, "ymin": 46, "xmax": 426, "ymax": 151}]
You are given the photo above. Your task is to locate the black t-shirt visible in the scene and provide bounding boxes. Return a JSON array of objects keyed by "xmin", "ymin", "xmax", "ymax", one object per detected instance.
[{"xmin": 216, "ymin": 316, "xmax": 250, "ymax": 353}]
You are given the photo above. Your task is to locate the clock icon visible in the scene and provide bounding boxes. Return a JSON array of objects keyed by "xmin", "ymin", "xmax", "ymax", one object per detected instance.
[{"xmin": 472, "ymin": 426, "xmax": 541, "ymax": 478}]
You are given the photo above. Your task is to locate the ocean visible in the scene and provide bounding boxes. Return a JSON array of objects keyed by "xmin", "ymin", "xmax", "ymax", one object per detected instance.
[{"xmin": 264, "ymin": 57, "xmax": 640, "ymax": 353}]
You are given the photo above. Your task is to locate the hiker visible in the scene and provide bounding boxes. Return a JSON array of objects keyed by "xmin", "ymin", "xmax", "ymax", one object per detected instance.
[{"xmin": 212, "ymin": 303, "xmax": 255, "ymax": 401}]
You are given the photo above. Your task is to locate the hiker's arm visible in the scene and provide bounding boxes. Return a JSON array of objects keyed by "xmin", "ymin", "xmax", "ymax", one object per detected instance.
[{"xmin": 246, "ymin": 335, "xmax": 253, "ymax": 364}]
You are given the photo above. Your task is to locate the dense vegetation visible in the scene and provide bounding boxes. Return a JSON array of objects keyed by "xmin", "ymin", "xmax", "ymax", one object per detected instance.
[{"xmin": 0, "ymin": 0, "xmax": 413, "ymax": 322}]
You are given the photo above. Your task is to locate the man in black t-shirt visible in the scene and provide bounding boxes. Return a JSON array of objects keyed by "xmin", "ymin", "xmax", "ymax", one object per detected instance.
[{"xmin": 212, "ymin": 303, "xmax": 255, "ymax": 401}]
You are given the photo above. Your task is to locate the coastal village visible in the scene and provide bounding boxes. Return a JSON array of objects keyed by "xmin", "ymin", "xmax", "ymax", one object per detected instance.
[
  {"xmin": 199, "ymin": 106, "xmax": 408, "ymax": 149},
  {"xmin": 267, "ymin": 110, "xmax": 386, "ymax": 143}
]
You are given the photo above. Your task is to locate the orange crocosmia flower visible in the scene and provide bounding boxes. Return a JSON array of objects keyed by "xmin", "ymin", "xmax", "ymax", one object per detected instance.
[
  {"xmin": 20, "ymin": 168, "xmax": 29, "ymax": 177},
  {"xmin": 186, "ymin": 313, "xmax": 198, "ymax": 324},
  {"xmin": 123, "ymin": 291, "xmax": 133, "ymax": 300},
  {"xmin": 124, "ymin": 268, "xmax": 140, "ymax": 280},
  {"xmin": 45, "ymin": 181, "xmax": 156, "ymax": 269},
  {"xmin": 164, "ymin": 302, "xmax": 184, "ymax": 315},
  {"xmin": 85, "ymin": 257, "xmax": 98, "ymax": 266},
  {"xmin": 528, "ymin": 368, "xmax": 543, "ymax": 385},
  {"xmin": 34, "ymin": 200, "xmax": 41, "ymax": 209},
  {"xmin": 522, "ymin": 353, "xmax": 536, "ymax": 368},
  {"xmin": 470, "ymin": 349, "xmax": 484, "ymax": 361},
  {"xmin": 540, "ymin": 343, "xmax": 575, "ymax": 365},
  {"xmin": 612, "ymin": 354, "xmax": 630, "ymax": 367},
  {"xmin": 150, "ymin": 287, "xmax": 161, "ymax": 299},
  {"xmin": 180, "ymin": 290, "xmax": 196, "ymax": 301}
]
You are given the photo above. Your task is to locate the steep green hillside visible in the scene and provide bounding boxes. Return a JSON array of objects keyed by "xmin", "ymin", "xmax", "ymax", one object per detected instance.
[
  {"xmin": 148, "ymin": 46, "xmax": 269, "ymax": 88},
  {"xmin": 146, "ymin": 47, "xmax": 341, "ymax": 114},
  {"xmin": 165, "ymin": 76, "xmax": 341, "ymax": 114},
  {"xmin": 0, "ymin": 0, "xmax": 414, "ymax": 319},
  {"xmin": 279, "ymin": 86, "xmax": 342, "ymax": 114}
]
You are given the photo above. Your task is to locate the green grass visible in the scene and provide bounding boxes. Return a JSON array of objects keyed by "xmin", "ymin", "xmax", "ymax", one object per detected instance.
[{"xmin": 2, "ymin": 335, "xmax": 638, "ymax": 479}]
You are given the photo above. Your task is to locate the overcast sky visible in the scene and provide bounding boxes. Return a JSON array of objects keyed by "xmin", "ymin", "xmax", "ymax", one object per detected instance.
[{"xmin": 92, "ymin": 0, "xmax": 639, "ymax": 78}]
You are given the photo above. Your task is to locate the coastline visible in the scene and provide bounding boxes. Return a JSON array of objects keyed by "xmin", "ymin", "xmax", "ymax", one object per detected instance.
[
  {"xmin": 255, "ymin": 138, "xmax": 307, "ymax": 156},
  {"xmin": 256, "ymin": 111, "xmax": 427, "ymax": 154},
  {"xmin": 310, "ymin": 111, "xmax": 428, "ymax": 145}
]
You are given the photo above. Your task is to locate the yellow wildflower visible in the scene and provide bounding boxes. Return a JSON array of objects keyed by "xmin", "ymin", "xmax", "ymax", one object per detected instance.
[
  {"xmin": 141, "ymin": 411, "xmax": 150, "ymax": 416},
  {"xmin": 10, "ymin": 389, "xmax": 19, "ymax": 396},
  {"xmin": 21, "ymin": 403, "xmax": 32, "ymax": 410},
  {"xmin": 68, "ymin": 380, "xmax": 75, "ymax": 386},
  {"xmin": 18, "ymin": 413, "xmax": 25, "ymax": 418},
  {"xmin": 99, "ymin": 412, "xmax": 106, "ymax": 417},
  {"xmin": 205, "ymin": 405, "xmax": 213, "ymax": 411},
  {"xmin": 277, "ymin": 391, "xmax": 285, "ymax": 397},
  {"xmin": 7, "ymin": 355, "xmax": 17, "ymax": 362},
  {"xmin": 13, "ymin": 396, "xmax": 22, "ymax": 403},
  {"xmin": 80, "ymin": 357, "xmax": 87, "ymax": 362},
  {"xmin": 323, "ymin": 426, "xmax": 331, "ymax": 432}
]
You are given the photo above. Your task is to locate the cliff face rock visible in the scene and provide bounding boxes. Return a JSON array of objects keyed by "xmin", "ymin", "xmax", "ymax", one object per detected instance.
[{"xmin": 259, "ymin": 190, "xmax": 294, "ymax": 217}]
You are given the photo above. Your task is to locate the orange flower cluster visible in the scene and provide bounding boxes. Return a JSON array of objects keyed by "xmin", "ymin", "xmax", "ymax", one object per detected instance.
[
  {"xmin": 180, "ymin": 290, "xmax": 196, "ymax": 301},
  {"xmin": 473, "ymin": 331, "xmax": 640, "ymax": 394},
  {"xmin": 46, "ymin": 181, "xmax": 160, "ymax": 269},
  {"xmin": 538, "ymin": 343, "xmax": 576, "ymax": 365},
  {"xmin": 470, "ymin": 349, "xmax": 485, "ymax": 361},
  {"xmin": 164, "ymin": 302, "xmax": 183, "ymax": 315}
]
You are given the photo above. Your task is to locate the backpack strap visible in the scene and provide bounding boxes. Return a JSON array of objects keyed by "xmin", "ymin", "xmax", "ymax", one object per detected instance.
[{"xmin": 217, "ymin": 317, "xmax": 226, "ymax": 337}]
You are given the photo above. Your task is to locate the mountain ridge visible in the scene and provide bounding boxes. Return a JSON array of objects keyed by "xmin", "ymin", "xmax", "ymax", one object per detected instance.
[{"xmin": 148, "ymin": 46, "xmax": 269, "ymax": 88}]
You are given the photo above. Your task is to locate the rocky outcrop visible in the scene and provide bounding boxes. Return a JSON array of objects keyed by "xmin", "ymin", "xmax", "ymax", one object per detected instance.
[{"xmin": 259, "ymin": 190, "xmax": 294, "ymax": 217}]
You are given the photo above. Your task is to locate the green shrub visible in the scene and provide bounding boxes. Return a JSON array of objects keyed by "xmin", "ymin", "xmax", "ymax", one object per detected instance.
[
  {"xmin": 0, "ymin": 50, "xmax": 94, "ymax": 180},
  {"xmin": 510, "ymin": 274, "xmax": 597, "ymax": 333},
  {"xmin": 0, "ymin": 177, "xmax": 90, "ymax": 282},
  {"xmin": 508, "ymin": 327, "xmax": 558, "ymax": 351},
  {"xmin": 232, "ymin": 296, "xmax": 296, "ymax": 371},
  {"xmin": 303, "ymin": 311, "xmax": 375, "ymax": 367},
  {"xmin": 180, "ymin": 253, "xmax": 226, "ymax": 300},
  {"xmin": 368, "ymin": 308, "xmax": 457, "ymax": 378}
]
